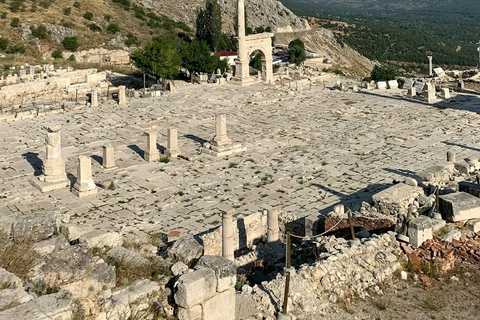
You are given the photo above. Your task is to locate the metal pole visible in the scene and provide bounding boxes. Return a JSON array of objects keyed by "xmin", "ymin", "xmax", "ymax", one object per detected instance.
[
  {"xmin": 143, "ymin": 74, "xmax": 146, "ymax": 92},
  {"xmin": 282, "ymin": 233, "xmax": 291, "ymax": 315}
]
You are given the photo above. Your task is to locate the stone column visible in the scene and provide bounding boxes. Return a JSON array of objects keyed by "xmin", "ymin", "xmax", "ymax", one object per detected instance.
[
  {"xmin": 103, "ymin": 144, "xmax": 115, "ymax": 168},
  {"xmin": 72, "ymin": 155, "xmax": 97, "ymax": 197},
  {"xmin": 222, "ymin": 210, "xmax": 234, "ymax": 261},
  {"xmin": 408, "ymin": 87, "xmax": 416, "ymax": 98},
  {"xmin": 29, "ymin": 66, "xmax": 35, "ymax": 76},
  {"xmin": 145, "ymin": 130, "xmax": 160, "ymax": 162},
  {"xmin": 91, "ymin": 88, "xmax": 98, "ymax": 107},
  {"xmin": 118, "ymin": 86, "xmax": 126, "ymax": 105},
  {"xmin": 427, "ymin": 56, "xmax": 433, "ymax": 76},
  {"xmin": 267, "ymin": 210, "xmax": 279, "ymax": 243},
  {"xmin": 235, "ymin": 0, "xmax": 249, "ymax": 80},
  {"xmin": 447, "ymin": 151, "xmax": 456, "ymax": 163},
  {"xmin": 165, "ymin": 128, "xmax": 181, "ymax": 158},
  {"xmin": 41, "ymin": 126, "xmax": 67, "ymax": 183},
  {"xmin": 212, "ymin": 114, "xmax": 232, "ymax": 147},
  {"xmin": 442, "ymin": 88, "xmax": 451, "ymax": 99}
]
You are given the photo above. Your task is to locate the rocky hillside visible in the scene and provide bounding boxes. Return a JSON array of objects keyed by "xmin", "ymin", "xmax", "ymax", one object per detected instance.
[{"xmin": 137, "ymin": 0, "xmax": 310, "ymax": 33}]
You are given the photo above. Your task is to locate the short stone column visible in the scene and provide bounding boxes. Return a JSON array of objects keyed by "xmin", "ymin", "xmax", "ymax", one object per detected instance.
[
  {"xmin": 145, "ymin": 130, "xmax": 160, "ymax": 162},
  {"xmin": 118, "ymin": 86, "xmax": 126, "ymax": 105},
  {"xmin": 72, "ymin": 155, "xmax": 97, "ymax": 197},
  {"xmin": 427, "ymin": 56, "xmax": 433, "ymax": 76},
  {"xmin": 447, "ymin": 151, "xmax": 456, "ymax": 163},
  {"xmin": 221, "ymin": 209, "xmax": 234, "ymax": 261},
  {"xmin": 212, "ymin": 114, "xmax": 232, "ymax": 147},
  {"xmin": 408, "ymin": 87, "xmax": 416, "ymax": 98},
  {"xmin": 31, "ymin": 126, "xmax": 69, "ymax": 192},
  {"xmin": 267, "ymin": 210, "xmax": 279, "ymax": 243},
  {"xmin": 165, "ymin": 128, "xmax": 181, "ymax": 158},
  {"xmin": 442, "ymin": 88, "xmax": 451, "ymax": 99},
  {"xmin": 103, "ymin": 144, "xmax": 116, "ymax": 169},
  {"xmin": 91, "ymin": 88, "xmax": 98, "ymax": 107},
  {"xmin": 458, "ymin": 80, "xmax": 465, "ymax": 89}
]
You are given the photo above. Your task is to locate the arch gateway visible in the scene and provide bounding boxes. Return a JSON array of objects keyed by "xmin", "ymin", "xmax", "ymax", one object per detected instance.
[{"xmin": 234, "ymin": 0, "xmax": 274, "ymax": 85}]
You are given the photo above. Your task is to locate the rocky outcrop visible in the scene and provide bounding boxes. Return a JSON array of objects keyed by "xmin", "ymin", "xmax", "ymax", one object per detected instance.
[{"xmin": 135, "ymin": 0, "xmax": 310, "ymax": 33}]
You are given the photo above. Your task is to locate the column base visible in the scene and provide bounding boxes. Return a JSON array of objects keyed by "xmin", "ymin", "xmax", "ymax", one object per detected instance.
[
  {"xmin": 200, "ymin": 142, "xmax": 246, "ymax": 157},
  {"xmin": 72, "ymin": 187, "xmax": 98, "ymax": 198},
  {"xmin": 145, "ymin": 151, "xmax": 160, "ymax": 162},
  {"xmin": 30, "ymin": 177, "xmax": 69, "ymax": 193},
  {"xmin": 165, "ymin": 148, "xmax": 181, "ymax": 158}
]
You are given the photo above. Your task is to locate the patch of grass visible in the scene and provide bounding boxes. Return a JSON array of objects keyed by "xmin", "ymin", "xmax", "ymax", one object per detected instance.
[
  {"xmin": 228, "ymin": 162, "xmax": 237, "ymax": 168},
  {"xmin": 110, "ymin": 255, "xmax": 171, "ymax": 287},
  {"xmin": 423, "ymin": 295, "xmax": 442, "ymax": 311},
  {"xmin": 374, "ymin": 296, "xmax": 392, "ymax": 311},
  {"xmin": 176, "ymin": 191, "xmax": 185, "ymax": 197},
  {"xmin": 30, "ymin": 280, "xmax": 59, "ymax": 296},
  {"xmin": 159, "ymin": 156, "xmax": 170, "ymax": 163},
  {"xmin": 422, "ymin": 262, "xmax": 440, "ymax": 278},
  {"xmin": 0, "ymin": 235, "xmax": 39, "ymax": 283}
]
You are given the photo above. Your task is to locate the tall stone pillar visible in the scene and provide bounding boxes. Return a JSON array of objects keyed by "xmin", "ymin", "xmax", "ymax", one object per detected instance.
[
  {"xmin": 212, "ymin": 114, "xmax": 232, "ymax": 147},
  {"xmin": 235, "ymin": 0, "xmax": 249, "ymax": 80},
  {"xmin": 72, "ymin": 155, "xmax": 97, "ymax": 197},
  {"xmin": 267, "ymin": 210, "xmax": 279, "ymax": 243},
  {"xmin": 145, "ymin": 130, "xmax": 160, "ymax": 162},
  {"xmin": 31, "ymin": 126, "xmax": 70, "ymax": 192},
  {"xmin": 427, "ymin": 56, "xmax": 433, "ymax": 77},
  {"xmin": 222, "ymin": 209, "xmax": 234, "ymax": 261},
  {"xmin": 103, "ymin": 144, "xmax": 116, "ymax": 169},
  {"xmin": 118, "ymin": 86, "xmax": 126, "ymax": 105},
  {"xmin": 91, "ymin": 88, "xmax": 98, "ymax": 107},
  {"xmin": 165, "ymin": 128, "xmax": 181, "ymax": 158}
]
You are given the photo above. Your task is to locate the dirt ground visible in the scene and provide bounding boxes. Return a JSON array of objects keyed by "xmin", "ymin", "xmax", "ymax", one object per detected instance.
[{"xmin": 322, "ymin": 264, "xmax": 480, "ymax": 320}]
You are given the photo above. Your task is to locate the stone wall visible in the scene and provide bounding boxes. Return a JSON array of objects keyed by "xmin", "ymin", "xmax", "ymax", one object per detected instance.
[
  {"xmin": 70, "ymin": 49, "xmax": 130, "ymax": 66},
  {"xmin": 251, "ymin": 232, "xmax": 402, "ymax": 317},
  {"xmin": 174, "ymin": 256, "xmax": 236, "ymax": 320}
]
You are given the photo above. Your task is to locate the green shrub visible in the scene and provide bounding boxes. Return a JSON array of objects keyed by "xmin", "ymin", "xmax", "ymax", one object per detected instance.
[
  {"xmin": 107, "ymin": 23, "xmax": 120, "ymax": 34},
  {"xmin": 87, "ymin": 23, "xmax": 102, "ymax": 32},
  {"xmin": 9, "ymin": 1, "xmax": 21, "ymax": 13},
  {"xmin": 62, "ymin": 36, "xmax": 79, "ymax": 51},
  {"xmin": 39, "ymin": 1, "xmax": 50, "ymax": 9},
  {"xmin": 6, "ymin": 45, "xmax": 25, "ymax": 54},
  {"xmin": 0, "ymin": 38, "xmax": 8, "ymax": 51},
  {"xmin": 31, "ymin": 25, "xmax": 48, "ymax": 39},
  {"xmin": 83, "ymin": 11, "xmax": 93, "ymax": 20},
  {"xmin": 10, "ymin": 17, "xmax": 19, "ymax": 27},
  {"xmin": 1, "ymin": 12, "xmax": 7, "ymax": 19},
  {"xmin": 63, "ymin": 7, "xmax": 71, "ymax": 15},
  {"xmin": 51, "ymin": 49, "xmax": 63, "ymax": 59},
  {"xmin": 125, "ymin": 33, "xmax": 139, "ymax": 46},
  {"xmin": 68, "ymin": 54, "xmax": 76, "ymax": 61},
  {"xmin": 370, "ymin": 65, "xmax": 397, "ymax": 81},
  {"xmin": 73, "ymin": 2, "xmax": 81, "ymax": 8},
  {"xmin": 104, "ymin": 14, "xmax": 111, "ymax": 22}
]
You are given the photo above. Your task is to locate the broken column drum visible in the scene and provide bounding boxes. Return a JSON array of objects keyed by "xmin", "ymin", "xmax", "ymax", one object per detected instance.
[
  {"xmin": 222, "ymin": 210, "xmax": 234, "ymax": 261},
  {"xmin": 103, "ymin": 144, "xmax": 115, "ymax": 168},
  {"xmin": 267, "ymin": 210, "xmax": 279, "ymax": 243},
  {"xmin": 145, "ymin": 130, "xmax": 160, "ymax": 162},
  {"xmin": 212, "ymin": 114, "xmax": 232, "ymax": 147},
  {"xmin": 165, "ymin": 128, "xmax": 181, "ymax": 158},
  {"xmin": 41, "ymin": 126, "xmax": 67, "ymax": 183}
]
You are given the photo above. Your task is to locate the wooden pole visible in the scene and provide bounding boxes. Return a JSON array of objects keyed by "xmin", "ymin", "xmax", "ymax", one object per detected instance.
[
  {"xmin": 282, "ymin": 233, "xmax": 291, "ymax": 315},
  {"xmin": 435, "ymin": 186, "xmax": 440, "ymax": 212},
  {"xmin": 348, "ymin": 209, "xmax": 356, "ymax": 240}
]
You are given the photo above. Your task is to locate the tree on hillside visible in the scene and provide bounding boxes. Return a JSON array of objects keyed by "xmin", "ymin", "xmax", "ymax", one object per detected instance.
[
  {"xmin": 180, "ymin": 40, "xmax": 216, "ymax": 75},
  {"xmin": 288, "ymin": 39, "xmax": 306, "ymax": 66},
  {"xmin": 195, "ymin": 0, "xmax": 222, "ymax": 52},
  {"xmin": 131, "ymin": 35, "xmax": 182, "ymax": 82},
  {"xmin": 369, "ymin": 65, "xmax": 396, "ymax": 81}
]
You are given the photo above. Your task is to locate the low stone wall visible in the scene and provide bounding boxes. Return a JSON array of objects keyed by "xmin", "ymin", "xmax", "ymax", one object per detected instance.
[{"xmin": 251, "ymin": 232, "xmax": 402, "ymax": 317}]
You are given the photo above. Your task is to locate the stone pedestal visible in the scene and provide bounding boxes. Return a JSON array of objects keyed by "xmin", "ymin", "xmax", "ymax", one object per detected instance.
[
  {"xmin": 267, "ymin": 210, "xmax": 279, "ymax": 243},
  {"xmin": 30, "ymin": 126, "xmax": 69, "ymax": 192},
  {"xmin": 408, "ymin": 87, "xmax": 416, "ymax": 98},
  {"xmin": 118, "ymin": 86, "xmax": 126, "ymax": 105},
  {"xmin": 221, "ymin": 210, "xmax": 234, "ymax": 261},
  {"xmin": 103, "ymin": 144, "xmax": 116, "ymax": 169},
  {"xmin": 200, "ymin": 114, "xmax": 246, "ymax": 157},
  {"xmin": 91, "ymin": 88, "xmax": 99, "ymax": 107},
  {"xmin": 165, "ymin": 128, "xmax": 181, "ymax": 158},
  {"xmin": 442, "ymin": 88, "xmax": 451, "ymax": 99},
  {"xmin": 72, "ymin": 155, "xmax": 97, "ymax": 197},
  {"xmin": 145, "ymin": 130, "xmax": 159, "ymax": 162}
]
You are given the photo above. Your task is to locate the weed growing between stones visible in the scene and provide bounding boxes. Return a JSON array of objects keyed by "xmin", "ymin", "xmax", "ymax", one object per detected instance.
[
  {"xmin": 0, "ymin": 234, "xmax": 39, "ymax": 283},
  {"xmin": 374, "ymin": 296, "xmax": 392, "ymax": 311}
]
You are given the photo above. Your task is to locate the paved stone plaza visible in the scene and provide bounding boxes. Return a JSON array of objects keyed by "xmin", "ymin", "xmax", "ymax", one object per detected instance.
[{"xmin": 1, "ymin": 81, "xmax": 480, "ymax": 237}]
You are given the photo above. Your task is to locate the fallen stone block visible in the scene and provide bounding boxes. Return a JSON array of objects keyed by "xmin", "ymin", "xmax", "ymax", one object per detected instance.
[
  {"xmin": 44, "ymin": 245, "xmax": 94, "ymax": 287},
  {"xmin": 372, "ymin": 183, "xmax": 423, "ymax": 216},
  {"xmin": 0, "ymin": 292, "xmax": 72, "ymax": 320},
  {"xmin": 33, "ymin": 235, "xmax": 70, "ymax": 256},
  {"xmin": 436, "ymin": 229, "xmax": 462, "ymax": 242},
  {"xmin": 466, "ymin": 219, "xmax": 480, "ymax": 233},
  {"xmin": 171, "ymin": 261, "xmax": 189, "ymax": 276},
  {"xmin": 0, "ymin": 267, "xmax": 23, "ymax": 289},
  {"xmin": 408, "ymin": 216, "xmax": 433, "ymax": 247},
  {"xmin": 167, "ymin": 236, "xmax": 203, "ymax": 265},
  {"xmin": 177, "ymin": 304, "xmax": 202, "ymax": 320},
  {"xmin": 79, "ymin": 230, "xmax": 123, "ymax": 248},
  {"xmin": 418, "ymin": 161, "xmax": 454, "ymax": 185},
  {"xmin": 60, "ymin": 224, "xmax": 94, "ymax": 242},
  {"xmin": 11, "ymin": 211, "xmax": 59, "ymax": 242},
  {"xmin": 202, "ymin": 288, "xmax": 235, "ymax": 320},
  {"xmin": 458, "ymin": 181, "xmax": 480, "ymax": 198},
  {"xmin": 107, "ymin": 246, "xmax": 152, "ymax": 269},
  {"xmin": 196, "ymin": 255, "xmax": 236, "ymax": 292},
  {"xmin": 0, "ymin": 288, "xmax": 33, "ymax": 311},
  {"xmin": 439, "ymin": 192, "xmax": 480, "ymax": 222},
  {"xmin": 174, "ymin": 268, "xmax": 217, "ymax": 308}
]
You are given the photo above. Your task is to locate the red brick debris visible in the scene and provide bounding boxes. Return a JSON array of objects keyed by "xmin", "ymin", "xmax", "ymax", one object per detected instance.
[{"xmin": 401, "ymin": 233, "xmax": 480, "ymax": 273}]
